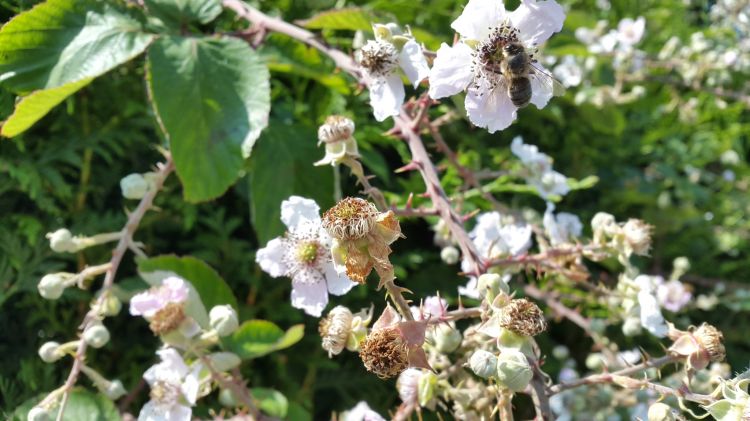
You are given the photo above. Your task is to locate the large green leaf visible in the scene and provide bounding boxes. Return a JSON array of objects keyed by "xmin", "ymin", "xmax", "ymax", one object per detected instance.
[
  {"xmin": 144, "ymin": 0, "xmax": 222, "ymax": 27},
  {"xmin": 297, "ymin": 7, "xmax": 374, "ymax": 31},
  {"xmin": 11, "ymin": 389, "xmax": 121, "ymax": 421},
  {"xmin": 138, "ymin": 255, "xmax": 239, "ymax": 313},
  {"xmin": 0, "ymin": 0, "xmax": 154, "ymax": 92},
  {"xmin": 248, "ymin": 122, "xmax": 334, "ymax": 244},
  {"xmin": 224, "ymin": 320, "xmax": 304, "ymax": 359},
  {"xmin": 147, "ymin": 36, "xmax": 270, "ymax": 202},
  {"xmin": 1, "ymin": 78, "xmax": 92, "ymax": 137}
]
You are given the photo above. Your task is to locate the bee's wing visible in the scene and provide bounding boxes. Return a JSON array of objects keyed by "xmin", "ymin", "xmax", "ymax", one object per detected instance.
[{"xmin": 530, "ymin": 62, "xmax": 566, "ymax": 97}]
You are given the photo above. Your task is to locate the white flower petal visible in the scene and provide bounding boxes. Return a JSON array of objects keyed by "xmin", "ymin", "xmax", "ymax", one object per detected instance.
[
  {"xmin": 399, "ymin": 39, "xmax": 430, "ymax": 88},
  {"xmin": 256, "ymin": 238, "xmax": 289, "ymax": 278},
  {"xmin": 156, "ymin": 348, "xmax": 190, "ymax": 378},
  {"xmin": 290, "ymin": 279, "xmax": 329, "ymax": 317},
  {"xmin": 324, "ymin": 262, "xmax": 357, "ymax": 296},
  {"xmin": 529, "ymin": 63, "xmax": 555, "ymax": 108},
  {"xmin": 458, "ymin": 277, "xmax": 480, "ymax": 299},
  {"xmin": 343, "ymin": 401, "xmax": 387, "ymax": 421},
  {"xmin": 181, "ymin": 364, "xmax": 202, "ymax": 405},
  {"xmin": 129, "ymin": 291, "xmax": 162, "ymax": 318},
  {"xmin": 508, "ymin": 0, "xmax": 565, "ymax": 46},
  {"xmin": 637, "ymin": 289, "xmax": 668, "ymax": 337},
  {"xmin": 451, "ymin": 0, "xmax": 507, "ymax": 41},
  {"xmin": 369, "ymin": 73, "xmax": 404, "ymax": 122},
  {"xmin": 137, "ymin": 401, "xmax": 163, "ymax": 421},
  {"xmin": 465, "ymin": 84, "xmax": 518, "ymax": 133},
  {"xmin": 427, "ymin": 42, "xmax": 475, "ymax": 99},
  {"xmin": 281, "ymin": 196, "xmax": 321, "ymax": 230},
  {"xmin": 167, "ymin": 405, "xmax": 192, "ymax": 421}
]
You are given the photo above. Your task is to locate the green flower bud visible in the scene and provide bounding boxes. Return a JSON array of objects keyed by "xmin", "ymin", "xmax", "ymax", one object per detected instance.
[
  {"xmin": 495, "ymin": 348, "xmax": 533, "ymax": 392},
  {"xmin": 551, "ymin": 345, "xmax": 570, "ymax": 360},
  {"xmin": 104, "ymin": 380, "xmax": 126, "ymax": 400},
  {"xmin": 219, "ymin": 388, "xmax": 240, "ymax": 407},
  {"xmin": 27, "ymin": 407, "xmax": 50, "ymax": 421},
  {"xmin": 440, "ymin": 246, "xmax": 460, "ymax": 265},
  {"xmin": 585, "ymin": 353, "xmax": 604, "ymax": 371},
  {"xmin": 38, "ymin": 273, "xmax": 69, "ymax": 300},
  {"xmin": 432, "ymin": 323, "xmax": 462, "ymax": 354},
  {"xmin": 120, "ymin": 173, "xmax": 148, "ymax": 200},
  {"xmin": 469, "ymin": 350, "xmax": 498, "ymax": 379},
  {"xmin": 39, "ymin": 341, "xmax": 62, "ymax": 363},
  {"xmin": 418, "ymin": 371, "xmax": 438, "ymax": 407},
  {"xmin": 83, "ymin": 323, "xmax": 110, "ymax": 348},
  {"xmin": 648, "ymin": 402, "xmax": 676, "ymax": 421},
  {"xmin": 99, "ymin": 294, "xmax": 122, "ymax": 317},
  {"xmin": 47, "ymin": 229, "xmax": 77, "ymax": 253},
  {"xmin": 209, "ymin": 305, "xmax": 239, "ymax": 337},
  {"xmin": 207, "ymin": 352, "xmax": 242, "ymax": 372},
  {"xmin": 477, "ymin": 273, "xmax": 509, "ymax": 299}
]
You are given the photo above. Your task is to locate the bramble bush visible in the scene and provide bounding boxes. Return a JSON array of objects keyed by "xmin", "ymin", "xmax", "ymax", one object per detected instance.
[{"xmin": 1, "ymin": 0, "xmax": 750, "ymax": 420}]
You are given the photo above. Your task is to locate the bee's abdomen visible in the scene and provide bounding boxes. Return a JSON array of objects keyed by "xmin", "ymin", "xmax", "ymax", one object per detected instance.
[{"xmin": 508, "ymin": 77, "xmax": 531, "ymax": 108}]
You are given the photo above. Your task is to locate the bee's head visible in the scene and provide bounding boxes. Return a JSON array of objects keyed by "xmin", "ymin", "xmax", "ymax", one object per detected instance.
[{"xmin": 503, "ymin": 43, "xmax": 524, "ymax": 55}]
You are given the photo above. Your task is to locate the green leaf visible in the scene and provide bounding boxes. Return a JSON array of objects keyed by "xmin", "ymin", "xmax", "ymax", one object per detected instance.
[
  {"xmin": 0, "ymin": 0, "xmax": 154, "ymax": 92},
  {"xmin": 144, "ymin": 0, "xmax": 222, "ymax": 26},
  {"xmin": 298, "ymin": 7, "xmax": 374, "ymax": 31},
  {"xmin": 137, "ymin": 254, "xmax": 238, "ymax": 314},
  {"xmin": 250, "ymin": 388, "xmax": 289, "ymax": 418},
  {"xmin": 11, "ymin": 389, "xmax": 121, "ymax": 421},
  {"xmin": 1, "ymin": 78, "xmax": 92, "ymax": 137},
  {"xmin": 248, "ymin": 121, "xmax": 334, "ymax": 244},
  {"xmin": 147, "ymin": 36, "xmax": 270, "ymax": 202},
  {"xmin": 224, "ymin": 320, "xmax": 304, "ymax": 359}
]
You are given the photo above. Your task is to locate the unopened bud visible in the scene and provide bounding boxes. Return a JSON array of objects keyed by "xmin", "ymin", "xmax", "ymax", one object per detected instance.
[
  {"xmin": 496, "ymin": 348, "xmax": 533, "ymax": 392},
  {"xmin": 551, "ymin": 345, "xmax": 569, "ymax": 360},
  {"xmin": 206, "ymin": 352, "xmax": 242, "ymax": 372},
  {"xmin": 38, "ymin": 273, "xmax": 69, "ymax": 300},
  {"xmin": 469, "ymin": 350, "xmax": 498, "ymax": 379},
  {"xmin": 440, "ymin": 246, "xmax": 460, "ymax": 265},
  {"xmin": 431, "ymin": 323, "xmax": 462, "ymax": 354},
  {"xmin": 647, "ymin": 402, "xmax": 676, "ymax": 421},
  {"xmin": 320, "ymin": 305, "xmax": 354, "ymax": 357},
  {"xmin": 622, "ymin": 316, "xmax": 643, "ymax": 337},
  {"xmin": 417, "ymin": 371, "xmax": 438, "ymax": 407},
  {"xmin": 671, "ymin": 256, "xmax": 690, "ymax": 279},
  {"xmin": 209, "ymin": 305, "xmax": 239, "ymax": 337},
  {"xmin": 39, "ymin": 341, "xmax": 62, "ymax": 363},
  {"xmin": 27, "ymin": 407, "xmax": 50, "ymax": 421},
  {"xmin": 104, "ymin": 379, "xmax": 126, "ymax": 400},
  {"xmin": 83, "ymin": 323, "xmax": 110, "ymax": 348},
  {"xmin": 99, "ymin": 294, "xmax": 122, "ymax": 316},
  {"xmin": 219, "ymin": 388, "xmax": 240, "ymax": 407},
  {"xmin": 477, "ymin": 273, "xmax": 510, "ymax": 299},
  {"xmin": 120, "ymin": 173, "xmax": 149, "ymax": 200},
  {"xmin": 46, "ymin": 228, "xmax": 77, "ymax": 253},
  {"xmin": 585, "ymin": 353, "xmax": 605, "ymax": 371}
]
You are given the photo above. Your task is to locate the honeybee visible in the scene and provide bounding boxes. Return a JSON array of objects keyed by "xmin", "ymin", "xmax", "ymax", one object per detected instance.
[{"xmin": 500, "ymin": 42, "xmax": 565, "ymax": 108}]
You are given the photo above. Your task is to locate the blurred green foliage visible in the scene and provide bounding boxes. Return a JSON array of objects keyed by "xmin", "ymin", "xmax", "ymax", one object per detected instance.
[{"xmin": 1, "ymin": 0, "xmax": 749, "ymax": 419}]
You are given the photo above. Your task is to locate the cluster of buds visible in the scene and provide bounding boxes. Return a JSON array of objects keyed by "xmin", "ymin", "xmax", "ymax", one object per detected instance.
[
  {"xmin": 468, "ymin": 348, "xmax": 533, "ymax": 392},
  {"xmin": 318, "ymin": 305, "xmax": 373, "ymax": 357},
  {"xmin": 703, "ymin": 377, "xmax": 750, "ymax": 421},
  {"xmin": 314, "ymin": 115, "xmax": 359, "ymax": 167},
  {"xmin": 358, "ymin": 306, "xmax": 431, "ymax": 379},
  {"xmin": 591, "ymin": 212, "xmax": 653, "ymax": 258},
  {"xmin": 322, "ymin": 197, "xmax": 402, "ymax": 286}
]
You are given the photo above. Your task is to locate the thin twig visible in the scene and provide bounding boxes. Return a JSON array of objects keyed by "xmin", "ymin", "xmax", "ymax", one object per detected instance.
[{"xmin": 46, "ymin": 155, "xmax": 174, "ymax": 419}]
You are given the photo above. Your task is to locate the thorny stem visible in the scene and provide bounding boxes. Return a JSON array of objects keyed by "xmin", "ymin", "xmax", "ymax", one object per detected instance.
[
  {"xmin": 44, "ymin": 155, "xmax": 174, "ymax": 420},
  {"xmin": 200, "ymin": 357, "xmax": 264, "ymax": 420}
]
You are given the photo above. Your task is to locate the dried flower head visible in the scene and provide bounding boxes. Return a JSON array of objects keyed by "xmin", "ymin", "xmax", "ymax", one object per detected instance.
[
  {"xmin": 359, "ymin": 40, "xmax": 400, "ymax": 77},
  {"xmin": 315, "ymin": 116, "xmax": 360, "ymax": 167},
  {"xmin": 359, "ymin": 306, "xmax": 432, "ymax": 379},
  {"xmin": 622, "ymin": 218, "xmax": 653, "ymax": 256},
  {"xmin": 669, "ymin": 322, "xmax": 725, "ymax": 372},
  {"xmin": 359, "ymin": 327, "xmax": 410, "ymax": 379},
  {"xmin": 318, "ymin": 115, "xmax": 355, "ymax": 144},
  {"xmin": 323, "ymin": 197, "xmax": 379, "ymax": 241},
  {"xmin": 319, "ymin": 305, "xmax": 354, "ymax": 357},
  {"xmin": 498, "ymin": 299, "xmax": 547, "ymax": 337},
  {"xmin": 148, "ymin": 302, "xmax": 187, "ymax": 335}
]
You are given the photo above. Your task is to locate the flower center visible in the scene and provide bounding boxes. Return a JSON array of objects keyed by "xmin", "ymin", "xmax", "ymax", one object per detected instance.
[
  {"xmin": 359, "ymin": 40, "xmax": 399, "ymax": 77},
  {"xmin": 149, "ymin": 302, "xmax": 186, "ymax": 335},
  {"xmin": 296, "ymin": 241, "xmax": 321, "ymax": 265},
  {"xmin": 323, "ymin": 197, "xmax": 379, "ymax": 240},
  {"xmin": 150, "ymin": 380, "xmax": 181, "ymax": 405}
]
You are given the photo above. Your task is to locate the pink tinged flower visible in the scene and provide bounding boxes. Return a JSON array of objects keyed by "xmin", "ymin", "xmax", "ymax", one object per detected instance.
[
  {"xmin": 130, "ymin": 276, "xmax": 190, "ymax": 318},
  {"xmin": 255, "ymin": 196, "xmax": 356, "ymax": 317},
  {"xmin": 656, "ymin": 279, "xmax": 692, "ymax": 313},
  {"xmin": 138, "ymin": 348, "xmax": 201, "ymax": 421},
  {"xmin": 429, "ymin": 0, "xmax": 566, "ymax": 132},
  {"xmin": 358, "ymin": 27, "xmax": 429, "ymax": 122}
]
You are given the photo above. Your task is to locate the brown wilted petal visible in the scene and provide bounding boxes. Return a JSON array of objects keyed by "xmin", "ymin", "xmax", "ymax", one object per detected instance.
[
  {"xmin": 344, "ymin": 243, "xmax": 373, "ymax": 284},
  {"xmin": 375, "ymin": 211, "xmax": 402, "ymax": 245}
]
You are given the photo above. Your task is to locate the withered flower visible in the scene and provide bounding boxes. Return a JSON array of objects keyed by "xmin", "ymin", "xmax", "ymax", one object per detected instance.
[
  {"xmin": 322, "ymin": 197, "xmax": 402, "ymax": 286},
  {"xmin": 669, "ymin": 322, "xmax": 725, "ymax": 371},
  {"xmin": 498, "ymin": 298, "xmax": 547, "ymax": 337},
  {"xmin": 359, "ymin": 306, "xmax": 432, "ymax": 379}
]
